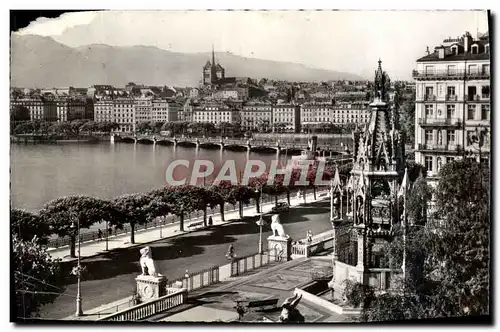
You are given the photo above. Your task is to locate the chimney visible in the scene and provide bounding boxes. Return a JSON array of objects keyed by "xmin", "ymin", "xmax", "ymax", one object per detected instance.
[
  {"xmin": 426, "ymin": 46, "xmax": 430, "ymax": 55},
  {"xmin": 464, "ymin": 31, "xmax": 473, "ymax": 52}
]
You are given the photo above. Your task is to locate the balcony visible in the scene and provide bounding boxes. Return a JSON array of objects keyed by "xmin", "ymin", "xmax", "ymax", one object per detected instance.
[
  {"xmin": 467, "ymin": 70, "xmax": 490, "ymax": 80},
  {"xmin": 413, "ymin": 69, "xmax": 465, "ymax": 80},
  {"xmin": 413, "ymin": 69, "xmax": 489, "ymax": 80},
  {"xmin": 418, "ymin": 117, "xmax": 461, "ymax": 127},
  {"xmin": 424, "ymin": 94, "xmax": 436, "ymax": 101},
  {"xmin": 446, "ymin": 94, "xmax": 458, "ymax": 101},
  {"xmin": 418, "ymin": 143, "xmax": 462, "ymax": 154},
  {"xmin": 465, "ymin": 94, "xmax": 489, "ymax": 102}
]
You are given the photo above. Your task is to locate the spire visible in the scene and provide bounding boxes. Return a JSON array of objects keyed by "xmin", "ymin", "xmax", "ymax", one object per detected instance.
[{"xmin": 212, "ymin": 43, "xmax": 215, "ymax": 66}]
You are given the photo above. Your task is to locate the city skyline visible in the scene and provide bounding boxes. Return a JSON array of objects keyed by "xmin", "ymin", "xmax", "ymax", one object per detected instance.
[{"xmin": 14, "ymin": 10, "xmax": 489, "ymax": 81}]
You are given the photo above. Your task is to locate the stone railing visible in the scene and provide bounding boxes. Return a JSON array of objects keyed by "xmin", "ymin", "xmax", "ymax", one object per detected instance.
[
  {"xmin": 98, "ymin": 288, "xmax": 187, "ymax": 321},
  {"xmin": 291, "ymin": 230, "xmax": 334, "ymax": 258},
  {"xmin": 165, "ymin": 251, "xmax": 277, "ymax": 292}
]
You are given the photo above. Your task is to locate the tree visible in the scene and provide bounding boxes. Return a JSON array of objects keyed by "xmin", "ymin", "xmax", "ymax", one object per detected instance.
[
  {"xmin": 13, "ymin": 235, "xmax": 62, "ymax": 319},
  {"xmin": 11, "ymin": 105, "xmax": 31, "ymax": 122},
  {"xmin": 406, "ymin": 160, "xmax": 427, "ymax": 182},
  {"xmin": 431, "ymin": 159, "xmax": 490, "ymax": 317},
  {"xmin": 135, "ymin": 122, "xmax": 151, "ymax": 134},
  {"xmin": 11, "ymin": 208, "xmax": 51, "ymax": 245},
  {"xmin": 368, "ymin": 159, "xmax": 490, "ymax": 321},
  {"xmin": 406, "ymin": 174, "xmax": 432, "ymax": 226},
  {"xmin": 80, "ymin": 121, "xmax": 98, "ymax": 134},
  {"xmin": 112, "ymin": 193, "xmax": 151, "ymax": 244},
  {"xmin": 40, "ymin": 196, "xmax": 114, "ymax": 258}
]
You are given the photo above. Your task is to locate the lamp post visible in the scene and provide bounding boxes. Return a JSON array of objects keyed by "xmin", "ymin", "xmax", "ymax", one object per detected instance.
[
  {"xmin": 105, "ymin": 219, "xmax": 108, "ymax": 251},
  {"xmin": 255, "ymin": 185, "xmax": 264, "ymax": 254},
  {"xmin": 71, "ymin": 219, "xmax": 83, "ymax": 317}
]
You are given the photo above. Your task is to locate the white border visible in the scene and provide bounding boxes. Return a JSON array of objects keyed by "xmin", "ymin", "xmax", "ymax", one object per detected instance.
[{"xmin": 2, "ymin": 2, "xmax": 499, "ymax": 332}]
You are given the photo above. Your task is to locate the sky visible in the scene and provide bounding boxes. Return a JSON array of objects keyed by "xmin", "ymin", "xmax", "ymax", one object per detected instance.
[{"xmin": 14, "ymin": 10, "xmax": 489, "ymax": 80}]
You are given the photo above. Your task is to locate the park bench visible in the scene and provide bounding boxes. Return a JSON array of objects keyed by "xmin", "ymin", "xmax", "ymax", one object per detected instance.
[
  {"xmin": 246, "ymin": 298, "xmax": 279, "ymax": 312},
  {"xmin": 187, "ymin": 221, "xmax": 204, "ymax": 229}
]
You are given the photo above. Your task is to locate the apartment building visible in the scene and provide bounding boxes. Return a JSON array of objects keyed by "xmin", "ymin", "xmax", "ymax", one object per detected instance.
[
  {"xmin": 272, "ymin": 103, "xmax": 301, "ymax": 133},
  {"xmin": 192, "ymin": 103, "xmax": 240, "ymax": 124},
  {"xmin": 413, "ymin": 31, "xmax": 490, "ymax": 184},
  {"xmin": 331, "ymin": 102, "xmax": 370, "ymax": 125},
  {"xmin": 240, "ymin": 103, "xmax": 272, "ymax": 131},
  {"xmin": 113, "ymin": 98, "xmax": 135, "ymax": 133},
  {"xmin": 135, "ymin": 96, "xmax": 153, "ymax": 126},
  {"xmin": 94, "ymin": 100, "xmax": 115, "ymax": 123}
]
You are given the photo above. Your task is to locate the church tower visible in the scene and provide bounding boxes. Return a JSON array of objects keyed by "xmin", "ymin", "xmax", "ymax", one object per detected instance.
[{"xmin": 342, "ymin": 60, "xmax": 405, "ymax": 287}]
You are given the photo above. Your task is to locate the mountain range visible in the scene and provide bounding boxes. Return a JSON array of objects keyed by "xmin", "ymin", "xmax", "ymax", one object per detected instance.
[{"xmin": 10, "ymin": 34, "xmax": 364, "ymax": 88}]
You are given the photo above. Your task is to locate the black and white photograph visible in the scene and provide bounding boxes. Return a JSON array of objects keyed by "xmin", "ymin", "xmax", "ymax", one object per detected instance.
[{"xmin": 8, "ymin": 8, "xmax": 492, "ymax": 324}]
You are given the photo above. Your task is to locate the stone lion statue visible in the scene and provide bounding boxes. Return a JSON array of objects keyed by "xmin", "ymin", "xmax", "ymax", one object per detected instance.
[
  {"xmin": 140, "ymin": 246, "xmax": 160, "ymax": 277},
  {"xmin": 279, "ymin": 293, "xmax": 304, "ymax": 323},
  {"xmin": 271, "ymin": 214, "xmax": 288, "ymax": 238}
]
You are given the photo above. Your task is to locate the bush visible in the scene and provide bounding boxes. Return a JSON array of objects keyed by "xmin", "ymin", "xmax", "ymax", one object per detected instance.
[{"xmin": 342, "ymin": 279, "xmax": 375, "ymax": 309}]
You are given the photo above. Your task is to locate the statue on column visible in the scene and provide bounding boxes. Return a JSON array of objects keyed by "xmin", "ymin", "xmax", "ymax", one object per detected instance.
[
  {"xmin": 140, "ymin": 246, "xmax": 161, "ymax": 277},
  {"xmin": 356, "ymin": 196, "xmax": 364, "ymax": 225}
]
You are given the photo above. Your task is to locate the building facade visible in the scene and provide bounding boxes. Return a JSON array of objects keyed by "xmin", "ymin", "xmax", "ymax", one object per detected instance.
[
  {"xmin": 192, "ymin": 103, "xmax": 240, "ymax": 125},
  {"xmin": 331, "ymin": 102, "xmax": 370, "ymax": 125},
  {"xmin": 113, "ymin": 98, "xmax": 135, "ymax": 133},
  {"xmin": 413, "ymin": 31, "xmax": 490, "ymax": 183},
  {"xmin": 134, "ymin": 96, "xmax": 153, "ymax": 126},
  {"xmin": 94, "ymin": 100, "xmax": 115, "ymax": 123},
  {"xmin": 241, "ymin": 103, "xmax": 273, "ymax": 131},
  {"xmin": 272, "ymin": 104, "xmax": 301, "ymax": 133}
]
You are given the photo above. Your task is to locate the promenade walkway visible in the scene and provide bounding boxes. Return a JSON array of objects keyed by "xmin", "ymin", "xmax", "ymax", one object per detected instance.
[{"xmin": 49, "ymin": 190, "xmax": 330, "ymax": 262}]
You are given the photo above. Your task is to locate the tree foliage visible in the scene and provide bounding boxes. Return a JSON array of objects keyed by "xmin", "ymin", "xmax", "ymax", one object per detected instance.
[
  {"xmin": 11, "ymin": 208, "xmax": 51, "ymax": 244},
  {"xmin": 13, "ymin": 236, "xmax": 62, "ymax": 319},
  {"xmin": 40, "ymin": 196, "xmax": 115, "ymax": 257},
  {"xmin": 366, "ymin": 159, "xmax": 490, "ymax": 321}
]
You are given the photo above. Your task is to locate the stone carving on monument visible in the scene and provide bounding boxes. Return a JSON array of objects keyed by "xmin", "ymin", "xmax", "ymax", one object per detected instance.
[
  {"xmin": 268, "ymin": 214, "xmax": 292, "ymax": 261},
  {"xmin": 136, "ymin": 246, "xmax": 167, "ymax": 302},
  {"xmin": 270, "ymin": 214, "xmax": 289, "ymax": 239},
  {"xmin": 279, "ymin": 293, "xmax": 304, "ymax": 323}
]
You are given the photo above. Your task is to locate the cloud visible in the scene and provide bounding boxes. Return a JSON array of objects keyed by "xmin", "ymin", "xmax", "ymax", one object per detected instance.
[{"xmin": 15, "ymin": 11, "xmax": 99, "ymax": 36}]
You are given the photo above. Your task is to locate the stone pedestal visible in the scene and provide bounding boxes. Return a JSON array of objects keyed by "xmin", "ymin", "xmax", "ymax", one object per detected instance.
[
  {"xmin": 136, "ymin": 274, "xmax": 167, "ymax": 302},
  {"xmin": 267, "ymin": 235, "xmax": 292, "ymax": 261}
]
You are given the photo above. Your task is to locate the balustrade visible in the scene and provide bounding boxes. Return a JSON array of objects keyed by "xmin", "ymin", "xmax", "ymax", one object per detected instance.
[{"xmin": 99, "ymin": 288, "xmax": 187, "ymax": 321}]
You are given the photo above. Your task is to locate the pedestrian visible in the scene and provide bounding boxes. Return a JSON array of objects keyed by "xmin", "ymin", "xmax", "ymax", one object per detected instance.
[
  {"xmin": 208, "ymin": 216, "xmax": 213, "ymax": 226},
  {"xmin": 226, "ymin": 244, "xmax": 235, "ymax": 260},
  {"xmin": 108, "ymin": 227, "xmax": 112, "ymax": 237},
  {"xmin": 307, "ymin": 230, "xmax": 313, "ymax": 243},
  {"xmin": 97, "ymin": 228, "xmax": 102, "ymax": 241}
]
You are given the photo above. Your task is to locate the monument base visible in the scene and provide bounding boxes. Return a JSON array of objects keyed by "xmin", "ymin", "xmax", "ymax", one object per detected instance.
[
  {"xmin": 136, "ymin": 274, "xmax": 167, "ymax": 302},
  {"xmin": 267, "ymin": 235, "xmax": 292, "ymax": 261}
]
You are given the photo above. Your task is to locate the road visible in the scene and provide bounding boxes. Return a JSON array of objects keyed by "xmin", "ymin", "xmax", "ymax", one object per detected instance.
[{"xmin": 38, "ymin": 200, "xmax": 333, "ymax": 319}]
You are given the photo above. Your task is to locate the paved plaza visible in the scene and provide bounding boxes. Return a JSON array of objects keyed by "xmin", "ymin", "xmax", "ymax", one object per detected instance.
[
  {"xmin": 40, "ymin": 192, "xmax": 333, "ymax": 319},
  {"xmin": 158, "ymin": 257, "xmax": 347, "ymax": 323}
]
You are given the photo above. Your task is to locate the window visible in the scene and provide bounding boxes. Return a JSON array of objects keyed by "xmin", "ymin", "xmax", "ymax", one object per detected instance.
[
  {"xmin": 447, "ymin": 130, "xmax": 455, "ymax": 143},
  {"xmin": 425, "ymin": 66, "xmax": 434, "ymax": 75},
  {"xmin": 485, "ymin": 45, "xmax": 490, "ymax": 53},
  {"xmin": 425, "ymin": 156, "xmax": 433, "ymax": 172},
  {"xmin": 467, "ymin": 86, "xmax": 477, "ymax": 100},
  {"xmin": 481, "ymin": 86, "xmax": 490, "ymax": 99},
  {"xmin": 481, "ymin": 105, "xmax": 490, "ymax": 120},
  {"xmin": 447, "ymin": 86, "xmax": 456, "ymax": 98},
  {"xmin": 425, "ymin": 130, "xmax": 433, "ymax": 144},
  {"xmin": 467, "ymin": 130, "xmax": 475, "ymax": 145},
  {"xmin": 471, "ymin": 45, "xmax": 478, "ymax": 54},
  {"xmin": 468, "ymin": 64, "xmax": 478, "ymax": 75},
  {"xmin": 446, "ymin": 157, "xmax": 455, "ymax": 164},
  {"xmin": 437, "ymin": 157, "xmax": 443, "ymax": 172},
  {"xmin": 425, "ymin": 87, "xmax": 434, "ymax": 99},
  {"xmin": 467, "ymin": 105, "xmax": 476, "ymax": 120},
  {"xmin": 425, "ymin": 104, "xmax": 434, "ymax": 117},
  {"xmin": 446, "ymin": 105, "xmax": 455, "ymax": 118}
]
